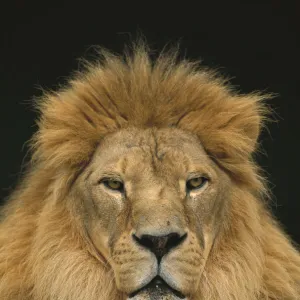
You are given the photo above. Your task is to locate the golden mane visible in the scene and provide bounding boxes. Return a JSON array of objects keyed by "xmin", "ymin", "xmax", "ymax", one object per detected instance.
[{"xmin": 0, "ymin": 43, "xmax": 299, "ymax": 299}]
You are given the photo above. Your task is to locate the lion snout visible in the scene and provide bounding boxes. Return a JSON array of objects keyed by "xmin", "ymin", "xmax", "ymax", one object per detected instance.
[{"xmin": 112, "ymin": 229, "xmax": 203, "ymax": 298}]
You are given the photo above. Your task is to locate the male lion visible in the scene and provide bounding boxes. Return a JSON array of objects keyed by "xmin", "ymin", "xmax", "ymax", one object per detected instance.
[{"xmin": 0, "ymin": 43, "xmax": 299, "ymax": 300}]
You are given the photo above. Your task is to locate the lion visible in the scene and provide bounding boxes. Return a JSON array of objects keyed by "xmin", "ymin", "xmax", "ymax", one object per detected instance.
[{"xmin": 0, "ymin": 43, "xmax": 299, "ymax": 300}]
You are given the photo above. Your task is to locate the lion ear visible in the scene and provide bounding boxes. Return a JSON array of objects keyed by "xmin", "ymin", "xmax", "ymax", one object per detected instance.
[
  {"xmin": 210, "ymin": 95, "xmax": 267, "ymax": 158},
  {"xmin": 180, "ymin": 93, "xmax": 270, "ymax": 161}
]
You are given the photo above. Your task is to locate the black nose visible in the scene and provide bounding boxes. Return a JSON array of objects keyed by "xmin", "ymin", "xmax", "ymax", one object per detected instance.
[{"xmin": 133, "ymin": 232, "xmax": 187, "ymax": 262}]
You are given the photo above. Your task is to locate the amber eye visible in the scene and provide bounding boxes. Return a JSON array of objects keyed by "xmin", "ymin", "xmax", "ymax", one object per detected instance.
[
  {"xmin": 102, "ymin": 179, "xmax": 124, "ymax": 192},
  {"xmin": 186, "ymin": 177, "xmax": 208, "ymax": 191}
]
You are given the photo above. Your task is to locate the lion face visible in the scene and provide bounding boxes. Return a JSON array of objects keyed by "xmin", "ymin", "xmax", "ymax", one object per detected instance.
[{"xmin": 76, "ymin": 127, "xmax": 230, "ymax": 299}]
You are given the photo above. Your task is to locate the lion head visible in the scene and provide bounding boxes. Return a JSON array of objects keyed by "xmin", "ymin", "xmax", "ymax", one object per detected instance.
[
  {"xmin": 0, "ymin": 43, "xmax": 299, "ymax": 300},
  {"xmin": 75, "ymin": 126, "xmax": 230, "ymax": 299}
]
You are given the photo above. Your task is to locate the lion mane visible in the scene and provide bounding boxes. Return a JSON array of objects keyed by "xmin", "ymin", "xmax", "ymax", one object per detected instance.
[{"xmin": 0, "ymin": 43, "xmax": 299, "ymax": 300}]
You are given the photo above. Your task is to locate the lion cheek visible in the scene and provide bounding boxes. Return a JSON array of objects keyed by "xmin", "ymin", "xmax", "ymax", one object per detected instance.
[{"xmin": 86, "ymin": 223, "xmax": 112, "ymax": 261}]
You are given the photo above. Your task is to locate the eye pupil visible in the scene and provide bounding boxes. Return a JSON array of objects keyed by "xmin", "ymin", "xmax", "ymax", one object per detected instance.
[{"xmin": 191, "ymin": 178, "xmax": 201, "ymax": 186}]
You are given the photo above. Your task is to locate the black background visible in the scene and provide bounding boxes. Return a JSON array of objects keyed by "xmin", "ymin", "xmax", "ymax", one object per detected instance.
[{"xmin": 1, "ymin": 1, "xmax": 298, "ymax": 243}]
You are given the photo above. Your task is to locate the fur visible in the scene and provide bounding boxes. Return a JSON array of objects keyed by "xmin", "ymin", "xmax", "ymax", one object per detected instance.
[{"xmin": 0, "ymin": 43, "xmax": 299, "ymax": 299}]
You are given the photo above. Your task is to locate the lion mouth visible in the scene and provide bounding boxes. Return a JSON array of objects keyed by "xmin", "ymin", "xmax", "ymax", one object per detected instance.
[{"xmin": 128, "ymin": 276, "xmax": 185, "ymax": 299}]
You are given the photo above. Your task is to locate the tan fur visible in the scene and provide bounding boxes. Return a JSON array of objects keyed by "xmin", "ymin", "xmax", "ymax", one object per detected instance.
[{"xmin": 0, "ymin": 43, "xmax": 299, "ymax": 300}]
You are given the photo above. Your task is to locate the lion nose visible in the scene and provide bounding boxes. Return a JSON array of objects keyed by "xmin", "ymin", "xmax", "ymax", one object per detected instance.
[{"xmin": 133, "ymin": 232, "xmax": 187, "ymax": 262}]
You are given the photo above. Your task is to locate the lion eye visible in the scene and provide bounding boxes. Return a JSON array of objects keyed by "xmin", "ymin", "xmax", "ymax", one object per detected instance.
[
  {"xmin": 186, "ymin": 177, "xmax": 208, "ymax": 191},
  {"xmin": 102, "ymin": 179, "xmax": 124, "ymax": 192}
]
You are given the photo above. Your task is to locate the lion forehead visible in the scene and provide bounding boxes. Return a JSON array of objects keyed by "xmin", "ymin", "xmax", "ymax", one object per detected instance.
[{"xmin": 86, "ymin": 127, "xmax": 213, "ymax": 182}]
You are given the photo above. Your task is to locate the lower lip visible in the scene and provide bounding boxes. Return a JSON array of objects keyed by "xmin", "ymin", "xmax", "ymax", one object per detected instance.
[{"xmin": 128, "ymin": 276, "xmax": 185, "ymax": 299}]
